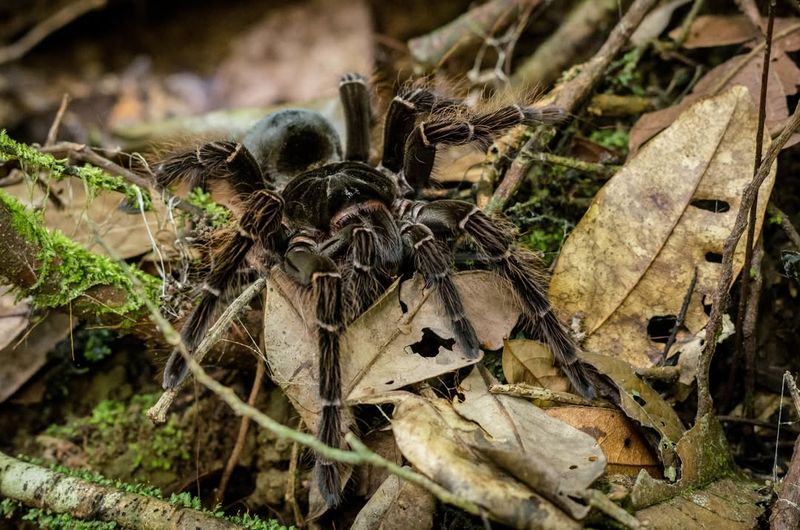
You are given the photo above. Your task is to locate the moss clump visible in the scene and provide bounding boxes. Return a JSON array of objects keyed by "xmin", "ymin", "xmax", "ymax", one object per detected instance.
[
  {"xmin": 0, "ymin": 130, "xmax": 151, "ymax": 208},
  {"xmin": 0, "ymin": 189, "xmax": 160, "ymax": 318},
  {"xmin": 187, "ymin": 186, "xmax": 231, "ymax": 228}
]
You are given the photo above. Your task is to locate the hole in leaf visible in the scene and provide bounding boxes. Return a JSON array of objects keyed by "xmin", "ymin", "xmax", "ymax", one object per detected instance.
[
  {"xmin": 690, "ymin": 199, "xmax": 730, "ymax": 213},
  {"xmin": 569, "ymin": 465, "xmax": 578, "ymax": 470},
  {"xmin": 647, "ymin": 315, "xmax": 677, "ymax": 343},
  {"xmin": 624, "ymin": 438, "xmax": 632, "ymax": 448},
  {"xmin": 385, "ymin": 380, "xmax": 394, "ymax": 385},
  {"xmin": 632, "ymin": 394, "xmax": 647, "ymax": 407},
  {"xmin": 409, "ymin": 328, "xmax": 455, "ymax": 358},
  {"xmin": 705, "ymin": 252, "xmax": 723, "ymax": 263},
  {"xmin": 398, "ymin": 299, "xmax": 408, "ymax": 314},
  {"xmin": 588, "ymin": 456, "xmax": 598, "ymax": 462}
]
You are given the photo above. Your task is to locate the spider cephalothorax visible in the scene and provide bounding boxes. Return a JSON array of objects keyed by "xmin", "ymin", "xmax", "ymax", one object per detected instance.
[{"xmin": 155, "ymin": 73, "xmax": 595, "ymax": 507}]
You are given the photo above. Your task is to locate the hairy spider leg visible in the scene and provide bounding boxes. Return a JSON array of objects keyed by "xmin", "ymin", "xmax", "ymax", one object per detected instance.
[
  {"xmin": 339, "ymin": 73, "xmax": 371, "ymax": 163},
  {"xmin": 283, "ymin": 243, "xmax": 346, "ymax": 507},
  {"xmin": 402, "ymin": 104, "xmax": 566, "ymax": 191},
  {"xmin": 162, "ymin": 189, "xmax": 285, "ymax": 390},
  {"xmin": 380, "ymin": 87, "xmax": 439, "ymax": 174},
  {"xmin": 413, "ymin": 200, "xmax": 596, "ymax": 399},
  {"xmin": 400, "ymin": 221, "xmax": 480, "ymax": 358},
  {"xmin": 155, "ymin": 140, "xmax": 269, "ymax": 195}
]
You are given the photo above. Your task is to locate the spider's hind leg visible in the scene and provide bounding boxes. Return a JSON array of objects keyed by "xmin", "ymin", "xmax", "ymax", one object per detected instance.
[
  {"xmin": 339, "ymin": 73, "xmax": 371, "ymax": 163},
  {"xmin": 415, "ymin": 200, "xmax": 596, "ymax": 399}
]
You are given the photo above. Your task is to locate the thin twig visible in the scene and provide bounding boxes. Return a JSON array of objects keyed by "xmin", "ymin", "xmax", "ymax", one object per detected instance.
[
  {"xmin": 663, "ymin": 268, "xmax": 698, "ymax": 358},
  {"xmin": 147, "ymin": 278, "xmax": 267, "ymax": 423},
  {"xmin": 40, "ymin": 142, "xmax": 151, "ymax": 189},
  {"xmin": 45, "ymin": 94, "xmax": 72, "ymax": 147},
  {"xmin": 285, "ymin": 419, "xmax": 305, "ymax": 528},
  {"xmin": 696, "ymin": 99, "xmax": 800, "ymax": 421},
  {"xmin": 487, "ymin": 0, "xmax": 658, "ymax": 213},
  {"xmin": 770, "ymin": 372, "xmax": 800, "ymax": 529},
  {"xmin": 0, "ymin": 0, "xmax": 107, "ymax": 65},
  {"xmin": 743, "ymin": 241, "xmax": 764, "ymax": 419},
  {"xmin": 672, "ymin": 0, "xmax": 706, "ymax": 48},
  {"xmin": 490, "ymin": 383, "xmax": 614, "ymax": 408},
  {"xmin": 215, "ymin": 360, "xmax": 265, "ymax": 505},
  {"xmin": 583, "ymin": 489, "xmax": 642, "ymax": 529},
  {"xmin": 734, "ymin": 0, "xmax": 774, "ymax": 415}
]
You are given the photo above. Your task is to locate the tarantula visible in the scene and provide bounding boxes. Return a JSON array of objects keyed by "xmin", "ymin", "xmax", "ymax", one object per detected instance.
[{"xmin": 155, "ymin": 73, "xmax": 595, "ymax": 507}]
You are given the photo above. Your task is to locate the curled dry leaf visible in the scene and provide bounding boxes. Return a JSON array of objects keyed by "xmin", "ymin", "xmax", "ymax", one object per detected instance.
[
  {"xmin": 351, "ymin": 472, "xmax": 436, "ymax": 530},
  {"xmin": 502, "ymin": 338, "xmax": 571, "ymax": 392},
  {"xmin": 551, "ymin": 87, "xmax": 776, "ymax": 367},
  {"xmin": 390, "ymin": 390, "xmax": 581, "ymax": 529},
  {"xmin": 579, "ymin": 351, "xmax": 684, "ymax": 475},
  {"xmin": 452, "ymin": 366, "xmax": 606, "ymax": 519},
  {"xmin": 263, "ymin": 270, "xmax": 520, "ymax": 432},
  {"xmin": 671, "ymin": 15, "xmax": 800, "ymax": 49},
  {"xmin": 545, "ymin": 406, "xmax": 660, "ymax": 477},
  {"xmin": 629, "ymin": 0, "xmax": 691, "ymax": 47},
  {"xmin": 671, "ymin": 315, "xmax": 734, "ymax": 402},
  {"xmin": 630, "ymin": 20, "xmax": 800, "ymax": 154}
]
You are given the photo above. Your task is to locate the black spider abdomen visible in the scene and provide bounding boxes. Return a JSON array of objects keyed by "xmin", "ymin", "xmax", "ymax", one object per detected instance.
[
  {"xmin": 282, "ymin": 162, "xmax": 396, "ymax": 229},
  {"xmin": 243, "ymin": 109, "xmax": 343, "ymax": 185}
]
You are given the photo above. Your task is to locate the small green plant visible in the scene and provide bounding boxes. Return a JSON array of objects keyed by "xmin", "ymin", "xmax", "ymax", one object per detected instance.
[
  {"xmin": 589, "ymin": 127, "xmax": 630, "ymax": 152},
  {"xmin": 187, "ymin": 187, "xmax": 231, "ymax": 228}
]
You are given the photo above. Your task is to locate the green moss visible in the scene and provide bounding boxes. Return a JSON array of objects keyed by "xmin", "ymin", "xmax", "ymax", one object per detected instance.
[
  {"xmin": 0, "ymin": 130, "xmax": 151, "ymax": 208},
  {"xmin": 0, "ymin": 189, "xmax": 161, "ymax": 318},
  {"xmin": 589, "ymin": 127, "xmax": 630, "ymax": 152},
  {"xmin": 187, "ymin": 187, "xmax": 231, "ymax": 228}
]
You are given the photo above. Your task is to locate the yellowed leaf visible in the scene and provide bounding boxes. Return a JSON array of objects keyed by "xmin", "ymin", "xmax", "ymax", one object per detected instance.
[
  {"xmin": 551, "ymin": 87, "xmax": 776, "ymax": 367},
  {"xmin": 502, "ymin": 338, "xmax": 571, "ymax": 392},
  {"xmin": 545, "ymin": 406, "xmax": 660, "ymax": 477}
]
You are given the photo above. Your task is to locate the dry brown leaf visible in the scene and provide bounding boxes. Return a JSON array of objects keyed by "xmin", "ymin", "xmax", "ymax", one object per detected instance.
[
  {"xmin": 390, "ymin": 390, "xmax": 581, "ymax": 529},
  {"xmin": 453, "ymin": 366, "xmax": 606, "ymax": 518},
  {"xmin": 630, "ymin": 22, "xmax": 800, "ymax": 154},
  {"xmin": 4, "ymin": 179, "xmax": 174, "ymax": 260},
  {"xmin": 263, "ymin": 270, "xmax": 520, "ymax": 432},
  {"xmin": 545, "ymin": 406, "xmax": 660, "ymax": 477},
  {"xmin": 502, "ymin": 338, "xmax": 571, "ymax": 392},
  {"xmin": 579, "ymin": 351, "xmax": 684, "ymax": 476},
  {"xmin": 551, "ymin": 87, "xmax": 776, "ymax": 367},
  {"xmin": 351, "ymin": 473, "xmax": 436, "ymax": 530},
  {"xmin": 634, "ymin": 478, "xmax": 765, "ymax": 529},
  {"xmin": 0, "ymin": 312, "xmax": 71, "ymax": 403},
  {"xmin": 672, "ymin": 15, "xmax": 800, "ymax": 49},
  {"xmin": 0, "ymin": 293, "xmax": 28, "ymax": 352}
]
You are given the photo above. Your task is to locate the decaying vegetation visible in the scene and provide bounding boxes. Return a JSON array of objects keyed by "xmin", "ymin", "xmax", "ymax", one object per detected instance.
[{"xmin": 1, "ymin": 0, "xmax": 800, "ymax": 529}]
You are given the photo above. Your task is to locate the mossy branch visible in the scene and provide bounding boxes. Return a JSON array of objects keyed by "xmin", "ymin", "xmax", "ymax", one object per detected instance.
[
  {"xmin": 0, "ymin": 189, "xmax": 160, "ymax": 322},
  {"xmin": 0, "ymin": 451, "xmax": 249, "ymax": 530}
]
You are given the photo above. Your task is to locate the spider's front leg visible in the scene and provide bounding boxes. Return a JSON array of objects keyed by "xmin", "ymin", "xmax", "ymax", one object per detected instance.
[
  {"xmin": 414, "ymin": 200, "xmax": 596, "ymax": 399},
  {"xmin": 283, "ymin": 244, "xmax": 347, "ymax": 507},
  {"xmin": 339, "ymin": 73, "xmax": 371, "ymax": 163},
  {"xmin": 162, "ymin": 189, "xmax": 284, "ymax": 389}
]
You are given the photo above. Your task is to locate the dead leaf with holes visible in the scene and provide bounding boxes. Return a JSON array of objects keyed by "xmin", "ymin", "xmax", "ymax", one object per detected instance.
[
  {"xmin": 631, "ymin": 414, "xmax": 766, "ymax": 528},
  {"xmin": 551, "ymin": 87, "xmax": 776, "ymax": 368},
  {"xmin": 451, "ymin": 366, "xmax": 606, "ymax": 519},
  {"xmin": 263, "ymin": 270, "xmax": 520, "ymax": 433},
  {"xmin": 629, "ymin": 20, "xmax": 800, "ymax": 154},
  {"xmin": 502, "ymin": 338, "xmax": 571, "ymax": 392},
  {"xmin": 545, "ymin": 406, "xmax": 660, "ymax": 477},
  {"xmin": 671, "ymin": 15, "xmax": 800, "ymax": 49},
  {"xmin": 388, "ymin": 365, "xmax": 605, "ymax": 529},
  {"xmin": 578, "ymin": 352, "xmax": 685, "ymax": 478}
]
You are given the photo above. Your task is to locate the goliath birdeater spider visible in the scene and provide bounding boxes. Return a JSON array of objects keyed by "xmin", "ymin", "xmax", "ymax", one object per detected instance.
[{"xmin": 155, "ymin": 73, "xmax": 596, "ymax": 507}]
